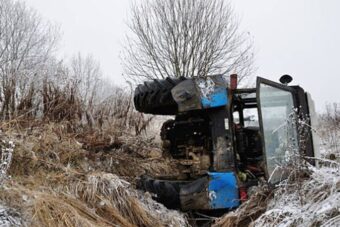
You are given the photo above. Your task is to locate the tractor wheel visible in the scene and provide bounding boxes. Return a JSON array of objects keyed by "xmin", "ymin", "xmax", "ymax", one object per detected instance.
[
  {"xmin": 137, "ymin": 175, "xmax": 181, "ymax": 209},
  {"xmin": 134, "ymin": 77, "xmax": 186, "ymax": 115}
]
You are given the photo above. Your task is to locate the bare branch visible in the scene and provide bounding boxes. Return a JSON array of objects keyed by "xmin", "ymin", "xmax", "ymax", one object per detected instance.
[{"xmin": 123, "ymin": 0, "xmax": 255, "ymax": 83}]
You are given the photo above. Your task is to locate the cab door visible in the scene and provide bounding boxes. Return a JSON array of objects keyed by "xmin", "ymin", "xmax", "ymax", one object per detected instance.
[{"xmin": 256, "ymin": 77, "xmax": 299, "ymax": 184}]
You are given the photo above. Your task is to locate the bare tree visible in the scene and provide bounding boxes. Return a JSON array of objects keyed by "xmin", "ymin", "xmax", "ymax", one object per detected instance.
[
  {"xmin": 0, "ymin": 0, "xmax": 59, "ymax": 119},
  {"xmin": 70, "ymin": 54, "xmax": 101, "ymax": 108},
  {"xmin": 68, "ymin": 54, "xmax": 103, "ymax": 127},
  {"xmin": 123, "ymin": 0, "xmax": 254, "ymax": 82}
]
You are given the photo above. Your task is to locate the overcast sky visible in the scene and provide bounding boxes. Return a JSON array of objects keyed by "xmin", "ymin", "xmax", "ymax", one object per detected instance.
[{"xmin": 23, "ymin": 0, "xmax": 339, "ymax": 111}]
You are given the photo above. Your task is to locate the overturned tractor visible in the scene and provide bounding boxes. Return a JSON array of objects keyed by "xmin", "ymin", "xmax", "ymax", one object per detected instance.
[{"xmin": 134, "ymin": 75, "xmax": 319, "ymax": 211}]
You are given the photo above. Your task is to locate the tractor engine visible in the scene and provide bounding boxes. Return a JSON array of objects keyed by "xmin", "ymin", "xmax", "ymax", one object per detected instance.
[{"xmin": 160, "ymin": 114, "xmax": 213, "ymax": 179}]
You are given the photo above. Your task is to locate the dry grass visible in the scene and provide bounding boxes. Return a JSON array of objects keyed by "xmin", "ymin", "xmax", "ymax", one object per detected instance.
[
  {"xmin": 0, "ymin": 173, "xmax": 184, "ymax": 227},
  {"xmin": 252, "ymin": 164, "xmax": 340, "ymax": 227},
  {"xmin": 32, "ymin": 193, "xmax": 115, "ymax": 227},
  {"xmin": 3, "ymin": 120, "xmax": 176, "ymax": 182},
  {"xmin": 66, "ymin": 173, "xmax": 164, "ymax": 227},
  {"xmin": 0, "ymin": 120, "xmax": 186, "ymax": 227},
  {"xmin": 0, "ymin": 184, "xmax": 118, "ymax": 227},
  {"xmin": 213, "ymin": 183, "xmax": 272, "ymax": 227}
]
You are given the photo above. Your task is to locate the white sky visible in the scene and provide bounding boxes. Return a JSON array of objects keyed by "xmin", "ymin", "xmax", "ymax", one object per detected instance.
[{"xmin": 23, "ymin": 0, "xmax": 340, "ymax": 111}]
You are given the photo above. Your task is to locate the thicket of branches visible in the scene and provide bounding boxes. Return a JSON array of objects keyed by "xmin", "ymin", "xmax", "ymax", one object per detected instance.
[
  {"xmin": 123, "ymin": 0, "xmax": 254, "ymax": 82},
  {"xmin": 319, "ymin": 103, "xmax": 340, "ymax": 157},
  {"xmin": 0, "ymin": 0, "xmax": 145, "ymax": 134}
]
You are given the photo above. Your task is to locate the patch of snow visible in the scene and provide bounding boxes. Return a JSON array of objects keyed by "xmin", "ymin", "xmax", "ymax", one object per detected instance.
[
  {"xmin": 253, "ymin": 164, "xmax": 340, "ymax": 227},
  {"xmin": 0, "ymin": 205, "xmax": 25, "ymax": 227},
  {"xmin": 197, "ymin": 77, "xmax": 215, "ymax": 99},
  {"xmin": 0, "ymin": 140, "xmax": 15, "ymax": 184},
  {"xmin": 137, "ymin": 191, "xmax": 189, "ymax": 227}
]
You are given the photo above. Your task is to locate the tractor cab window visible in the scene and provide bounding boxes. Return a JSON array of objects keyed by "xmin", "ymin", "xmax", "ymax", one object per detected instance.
[
  {"xmin": 258, "ymin": 82, "xmax": 298, "ymax": 184},
  {"xmin": 233, "ymin": 112, "xmax": 240, "ymax": 124},
  {"xmin": 232, "ymin": 90, "xmax": 264, "ymax": 179},
  {"xmin": 243, "ymin": 109, "xmax": 259, "ymax": 127}
]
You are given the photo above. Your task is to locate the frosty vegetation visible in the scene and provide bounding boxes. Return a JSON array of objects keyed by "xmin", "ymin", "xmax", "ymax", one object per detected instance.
[
  {"xmin": 0, "ymin": 0, "xmax": 338, "ymax": 226},
  {"xmin": 253, "ymin": 165, "xmax": 340, "ymax": 227},
  {"xmin": 123, "ymin": 0, "xmax": 254, "ymax": 82},
  {"xmin": 319, "ymin": 103, "xmax": 340, "ymax": 160},
  {"xmin": 0, "ymin": 0, "xmax": 181, "ymax": 226},
  {"xmin": 214, "ymin": 111, "xmax": 340, "ymax": 227},
  {"xmin": 0, "ymin": 0, "xmax": 147, "ymax": 133}
]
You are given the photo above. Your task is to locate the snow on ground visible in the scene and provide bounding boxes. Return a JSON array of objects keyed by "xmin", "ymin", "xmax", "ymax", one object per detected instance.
[
  {"xmin": 252, "ymin": 163, "xmax": 340, "ymax": 227},
  {"xmin": 0, "ymin": 205, "xmax": 24, "ymax": 227},
  {"xmin": 137, "ymin": 191, "xmax": 189, "ymax": 227},
  {"xmin": 251, "ymin": 120, "xmax": 340, "ymax": 227}
]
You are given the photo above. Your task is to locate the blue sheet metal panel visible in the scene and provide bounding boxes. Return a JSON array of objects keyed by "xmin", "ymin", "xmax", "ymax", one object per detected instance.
[
  {"xmin": 208, "ymin": 172, "xmax": 240, "ymax": 209},
  {"xmin": 201, "ymin": 87, "xmax": 228, "ymax": 109}
]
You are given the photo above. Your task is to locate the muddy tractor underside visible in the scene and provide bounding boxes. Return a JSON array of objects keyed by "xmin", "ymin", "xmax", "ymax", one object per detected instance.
[{"xmin": 134, "ymin": 75, "xmax": 318, "ymax": 211}]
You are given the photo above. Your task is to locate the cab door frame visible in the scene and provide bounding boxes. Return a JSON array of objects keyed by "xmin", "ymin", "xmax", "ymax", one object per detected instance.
[{"xmin": 256, "ymin": 77, "xmax": 299, "ymax": 184}]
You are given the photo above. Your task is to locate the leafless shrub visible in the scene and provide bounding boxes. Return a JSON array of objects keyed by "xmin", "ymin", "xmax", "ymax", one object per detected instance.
[
  {"xmin": 0, "ymin": 0, "xmax": 152, "ymax": 135},
  {"xmin": 123, "ymin": 0, "xmax": 254, "ymax": 82},
  {"xmin": 39, "ymin": 54, "xmax": 153, "ymax": 135},
  {"xmin": 42, "ymin": 81, "xmax": 82, "ymax": 123},
  {"xmin": 319, "ymin": 103, "xmax": 340, "ymax": 159},
  {"xmin": 0, "ymin": 1, "xmax": 174, "ymax": 226},
  {"xmin": 0, "ymin": 0, "xmax": 59, "ymax": 120},
  {"xmin": 93, "ymin": 85, "xmax": 152, "ymax": 135}
]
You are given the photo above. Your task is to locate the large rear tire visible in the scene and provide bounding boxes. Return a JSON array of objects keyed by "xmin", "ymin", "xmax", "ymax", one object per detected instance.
[
  {"xmin": 137, "ymin": 175, "xmax": 181, "ymax": 209},
  {"xmin": 134, "ymin": 77, "xmax": 186, "ymax": 115}
]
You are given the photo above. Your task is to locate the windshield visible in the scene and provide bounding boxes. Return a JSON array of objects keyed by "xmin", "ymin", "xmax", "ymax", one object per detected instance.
[{"xmin": 259, "ymin": 83, "xmax": 298, "ymax": 184}]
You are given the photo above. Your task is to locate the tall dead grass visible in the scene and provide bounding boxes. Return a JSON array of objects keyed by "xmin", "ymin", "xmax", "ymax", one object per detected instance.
[
  {"xmin": 0, "ymin": 172, "xmax": 186, "ymax": 226},
  {"xmin": 213, "ymin": 183, "xmax": 272, "ymax": 227},
  {"xmin": 0, "ymin": 118, "xmax": 186, "ymax": 227},
  {"xmin": 67, "ymin": 173, "xmax": 164, "ymax": 227}
]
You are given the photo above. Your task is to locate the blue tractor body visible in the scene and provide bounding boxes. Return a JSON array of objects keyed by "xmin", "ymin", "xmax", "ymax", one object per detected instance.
[
  {"xmin": 208, "ymin": 172, "xmax": 240, "ymax": 209},
  {"xmin": 134, "ymin": 75, "xmax": 317, "ymax": 212}
]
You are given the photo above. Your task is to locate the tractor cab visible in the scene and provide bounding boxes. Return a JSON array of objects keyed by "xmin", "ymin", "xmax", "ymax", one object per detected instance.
[
  {"xmin": 232, "ymin": 77, "xmax": 318, "ymax": 185},
  {"xmin": 134, "ymin": 75, "xmax": 319, "ymax": 211}
]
